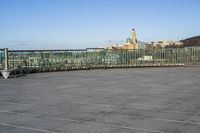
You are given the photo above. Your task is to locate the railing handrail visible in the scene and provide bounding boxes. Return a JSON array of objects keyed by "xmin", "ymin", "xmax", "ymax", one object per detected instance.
[
  {"xmin": 7, "ymin": 48, "xmax": 107, "ymax": 52},
  {"xmin": 7, "ymin": 46, "xmax": 200, "ymax": 52}
]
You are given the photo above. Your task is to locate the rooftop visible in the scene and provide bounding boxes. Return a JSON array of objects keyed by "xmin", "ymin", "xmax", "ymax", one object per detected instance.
[{"xmin": 0, "ymin": 68, "xmax": 200, "ymax": 133}]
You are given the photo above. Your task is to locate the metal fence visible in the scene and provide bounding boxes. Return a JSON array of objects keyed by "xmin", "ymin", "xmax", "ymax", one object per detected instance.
[
  {"xmin": 0, "ymin": 47, "xmax": 200, "ymax": 74},
  {"xmin": 0, "ymin": 49, "xmax": 5, "ymax": 70}
]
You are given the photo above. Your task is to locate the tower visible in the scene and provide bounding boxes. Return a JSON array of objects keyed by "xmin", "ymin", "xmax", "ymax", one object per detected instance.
[
  {"xmin": 123, "ymin": 29, "xmax": 138, "ymax": 49},
  {"xmin": 131, "ymin": 29, "xmax": 137, "ymax": 44}
]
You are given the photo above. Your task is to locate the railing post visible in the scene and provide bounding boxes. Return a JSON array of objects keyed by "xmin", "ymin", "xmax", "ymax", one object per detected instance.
[
  {"xmin": 0, "ymin": 48, "xmax": 11, "ymax": 79},
  {"xmin": 4, "ymin": 48, "xmax": 8, "ymax": 70}
]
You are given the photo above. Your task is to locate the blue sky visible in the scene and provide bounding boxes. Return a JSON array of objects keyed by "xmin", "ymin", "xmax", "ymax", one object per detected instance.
[{"xmin": 0, "ymin": 0, "xmax": 200, "ymax": 49}]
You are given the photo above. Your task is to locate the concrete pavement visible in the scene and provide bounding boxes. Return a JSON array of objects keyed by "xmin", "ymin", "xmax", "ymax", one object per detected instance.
[{"xmin": 0, "ymin": 67, "xmax": 200, "ymax": 133}]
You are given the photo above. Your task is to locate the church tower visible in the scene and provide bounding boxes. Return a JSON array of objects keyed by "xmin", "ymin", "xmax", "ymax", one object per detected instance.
[
  {"xmin": 123, "ymin": 29, "xmax": 138, "ymax": 49},
  {"xmin": 131, "ymin": 29, "xmax": 137, "ymax": 44}
]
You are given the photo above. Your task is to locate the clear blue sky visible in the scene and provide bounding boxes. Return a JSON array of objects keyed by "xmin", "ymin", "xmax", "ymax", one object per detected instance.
[{"xmin": 0, "ymin": 0, "xmax": 200, "ymax": 49}]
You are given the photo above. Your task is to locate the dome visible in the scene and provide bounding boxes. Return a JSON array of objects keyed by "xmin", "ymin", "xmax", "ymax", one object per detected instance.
[{"xmin": 126, "ymin": 37, "xmax": 132, "ymax": 43}]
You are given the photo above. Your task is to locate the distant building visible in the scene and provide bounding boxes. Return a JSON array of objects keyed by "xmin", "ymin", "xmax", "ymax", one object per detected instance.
[
  {"xmin": 122, "ymin": 29, "xmax": 138, "ymax": 49},
  {"xmin": 146, "ymin": 40, "xmax": 183, "ymax": 49},
  {"xmin": 103, "ymin": 29, "xmax": 139, "ymax": 50},
  {"xmin": 137, "ymin": 41, "xmax": 146, "ymax": 49}
]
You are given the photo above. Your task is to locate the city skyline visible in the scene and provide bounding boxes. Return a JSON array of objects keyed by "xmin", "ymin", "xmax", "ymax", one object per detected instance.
[{"xmin": 0, "ymin": 0, "xmax": 200, "ymax": 50}]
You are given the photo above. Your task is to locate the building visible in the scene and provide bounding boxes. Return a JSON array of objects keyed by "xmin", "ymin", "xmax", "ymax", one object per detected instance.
[
  {"xmin": 147, "ymin": 40, "xmax": 183, "ymax": 49},
  {"xmin": 122, "ymin": 29, "xmax": 138, "ymax": 49},
  {"xmin": 104, "ymin": 29, "xmax": 138, "ymax": 50}
]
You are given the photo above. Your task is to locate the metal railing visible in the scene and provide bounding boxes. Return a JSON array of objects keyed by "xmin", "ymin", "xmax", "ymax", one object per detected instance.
[
  {"xmin": 0, "ymin": 47, "xmax": 200, "ymax": 74},
  {"xmin": 0, "ymin": 49, "xmax": 5, "ymax": 70}
]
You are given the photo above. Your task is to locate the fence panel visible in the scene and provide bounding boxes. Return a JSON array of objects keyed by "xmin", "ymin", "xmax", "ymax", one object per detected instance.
[{"xmin": 185, "ymin": 47, "xmax": 200, "ymax": 65}]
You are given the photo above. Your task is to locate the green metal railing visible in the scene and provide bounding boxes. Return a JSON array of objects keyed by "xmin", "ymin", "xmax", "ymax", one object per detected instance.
[
  {"xmin": 0, "ymin": 47, "xmax": 200, "ymax": 74},
  {"xmin": 0, "ymin": 49, "xmax": 5, "ymax": 70},
  {"xmin": 8, "ymin": 49, "xmax": 88, "ymax": 72}
]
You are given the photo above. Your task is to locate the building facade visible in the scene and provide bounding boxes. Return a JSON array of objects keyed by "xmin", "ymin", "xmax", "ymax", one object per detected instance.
[{"xmin": 104, "ymin": 29, "xmax": 138, "ymax": 50}]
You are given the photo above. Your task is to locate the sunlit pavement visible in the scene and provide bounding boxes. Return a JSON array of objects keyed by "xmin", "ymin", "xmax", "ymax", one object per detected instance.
[{"xmin": 0, "ymin": 67, "xmax": 200, "ymax": 133}]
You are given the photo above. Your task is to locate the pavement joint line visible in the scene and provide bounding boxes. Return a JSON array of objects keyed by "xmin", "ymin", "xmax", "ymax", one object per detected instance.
[
  {"xmin": 15, "ymin": 86, "xmax": 177, "ymax": 93},
  {"xmin": 184, "ymin": 111, "xmax": 200, "ymax": 123},
  {"xmin": 161, "ymin": 93, "xmax": 200, "ymax": 110},
  {"xmin": 0, "ymin": 92, "xmax": 158, "ymax": 100},
  {"xmin": 0, "ymin": 122, "xmax": 59, "ymax": 133},
  {"xmin": 43, "ymin": 93, "xmax": 160, "ymax": 99},
  {"xmin": 0, "ymin": 110, "xmax": 200, "ymax": 128},
  {"xmin": 0, "ymin": 84, "xmax": 175, "ymax": 92},
  {"xmin": 2, "ymin": 91, "xmax": 199, "ymax": 101},
  {"xmin": 0, "ymin": 90, "xmax": 159, "ymax": 97},
  {"xmin": 161, "ymin": 99, "xmax": 183, "ymax": 110},
  {"xmin": 160, "ymin": 88, "xmax": 193, "ymax": 110},
  {"xmin": 0, "ymin": 101, "xmax": 196, "ymax": 115},
  {"xmin": 0, "ymin": 89, "xmax": 185, "ymax": 99},
  {"xmin": 0, "ymin": 110, "xmax": 166, "ymax": 133},
  {"xmin": 154, "ymin": 118, "xmax": 200, "ymax": 125},
  {"xmin": 1, "ymin": 88, "xmax": 198, "ymax": 97}
]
